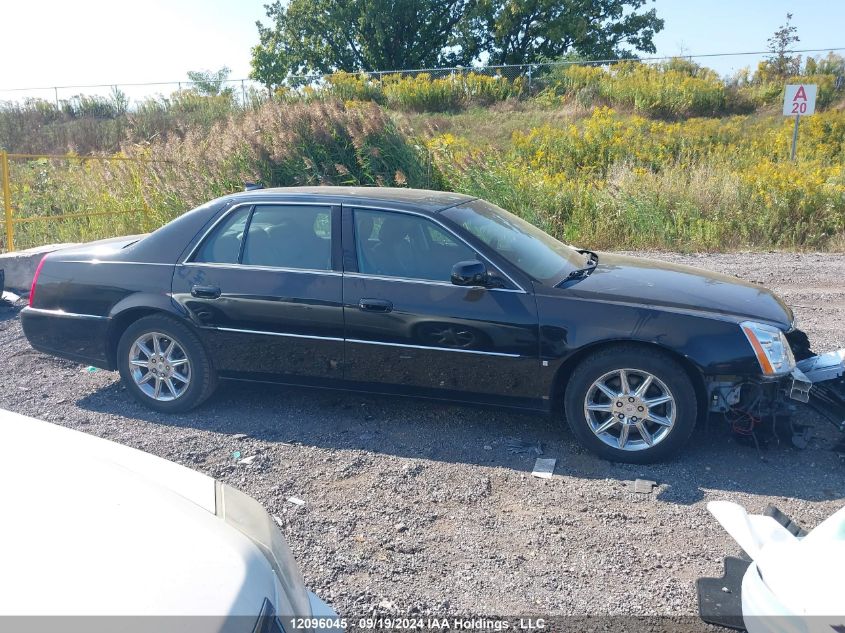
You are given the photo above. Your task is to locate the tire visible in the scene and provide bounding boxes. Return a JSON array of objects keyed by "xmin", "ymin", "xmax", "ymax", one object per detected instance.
[
  {"xmin": 563, "ymin": 345, "xmax": 698, "ymax": 463},
  {"xmin": 117, "ymin": 314, "xmax": 217, "ymax": 413}
]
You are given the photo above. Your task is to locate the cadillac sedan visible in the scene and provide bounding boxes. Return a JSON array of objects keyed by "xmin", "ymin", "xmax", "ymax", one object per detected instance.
[{"xmin": 21, "ymin": 187, "xmax": 813, "ymax": 463}]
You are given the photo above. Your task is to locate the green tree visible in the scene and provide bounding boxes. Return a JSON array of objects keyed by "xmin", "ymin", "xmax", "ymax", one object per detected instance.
[
  {"xmin": 458, "ymin": 0, "xmax": 664, "ymax": 65},
  {"xmin": 251, "ymin": 0, "xmax": 473, "ymax": 84},
  {"xmin": 805, "ymin": 52, "xmax": 845, "ymax": 77},
  {"xmin": 186, "ymin": 66, "xmax": 233, "ymax": 96},
  {"xmin": 764, "ymin": 13, "xmax": 801, "ymax": 79},
  {"xmin": 250, "ymin": 8, "xmax": 294, "ymax": 93}
]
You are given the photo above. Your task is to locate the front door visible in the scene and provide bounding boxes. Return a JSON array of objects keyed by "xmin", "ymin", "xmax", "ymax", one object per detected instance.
[
  {"xmin": 172, "ymin": 203, "xmax": 345, "ymax": 383},
  {"xmin": 341, "ymin": 206, "xmax": 540, "ymax": 403}
]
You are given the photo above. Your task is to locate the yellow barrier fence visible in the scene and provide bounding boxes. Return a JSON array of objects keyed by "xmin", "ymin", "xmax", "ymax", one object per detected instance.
[{"xmin": 0, "ymin": 151, "xmax": 162, "ymax": 253}]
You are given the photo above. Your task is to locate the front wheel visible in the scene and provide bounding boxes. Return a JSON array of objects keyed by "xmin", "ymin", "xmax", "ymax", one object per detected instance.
[
  {"xmin": 564, "ymin": 346, "xmax": 698, "ymax": 463},
  {"xmin": 117, "ymin": 314, "xmax": 217, "ymax": 413}
]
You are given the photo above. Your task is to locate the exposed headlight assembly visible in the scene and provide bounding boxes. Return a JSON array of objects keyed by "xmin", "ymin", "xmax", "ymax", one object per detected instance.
[
  {"xmin": 740, "ymin": 321, "xmax": 796, "ymax": 376},
  {"xmin": 215, "ymin": 482, "xmax": 312, "ymax": 619}
]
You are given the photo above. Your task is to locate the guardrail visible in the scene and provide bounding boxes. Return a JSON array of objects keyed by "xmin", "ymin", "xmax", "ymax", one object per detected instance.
[{"xmin": 0, "ymin": 151, "xmax": 160, "ymax": 252}]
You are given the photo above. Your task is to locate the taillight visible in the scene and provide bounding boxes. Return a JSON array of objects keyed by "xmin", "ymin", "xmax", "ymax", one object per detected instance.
[{"xmin": 29, "ymin": 255, "xmax": 47, "ymax": 307}]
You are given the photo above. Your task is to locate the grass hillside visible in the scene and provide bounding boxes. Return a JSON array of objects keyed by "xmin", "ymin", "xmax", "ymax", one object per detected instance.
[{"xmin": 1, "ymin": 59, "xmax": 844, "ymax": 252}]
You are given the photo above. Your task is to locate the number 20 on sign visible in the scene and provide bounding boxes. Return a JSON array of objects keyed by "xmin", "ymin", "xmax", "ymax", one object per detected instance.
[{"xmin": 783, "ymin": 84, "xmax": 817, "ymax": 160}]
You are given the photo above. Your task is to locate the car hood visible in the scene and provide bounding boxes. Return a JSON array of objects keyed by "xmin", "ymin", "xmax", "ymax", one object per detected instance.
[
  {"xmin": 561, "ymin": 253, "xmax": 793, "ymax": 329},
  {"xmin": 0, "ymin": 409, "xmax": 277, "ymax": 617}
]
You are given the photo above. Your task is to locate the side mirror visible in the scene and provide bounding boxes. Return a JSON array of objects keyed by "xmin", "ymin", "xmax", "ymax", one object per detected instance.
[{"xmin": 451, "ymin": 260, "xmax": 489, "ymax": 287}]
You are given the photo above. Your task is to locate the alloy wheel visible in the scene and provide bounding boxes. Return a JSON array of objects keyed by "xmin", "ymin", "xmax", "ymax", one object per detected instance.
[
  {"xmin": 128, "ymin": 331, "xmax": 192, "ymax": 401},
  {"xmin": 583, "ymin": 368, "xmax": 676, "ymax": 451}
]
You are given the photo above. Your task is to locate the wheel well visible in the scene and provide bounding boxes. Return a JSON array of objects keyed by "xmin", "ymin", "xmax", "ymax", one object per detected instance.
[
  {"xmin": 550, "ymin": 340, "xmax": 707, "ymax": 418},
  {"xmin": 106, "ymin": 308, "xmax": 170, "ymax": 369}
]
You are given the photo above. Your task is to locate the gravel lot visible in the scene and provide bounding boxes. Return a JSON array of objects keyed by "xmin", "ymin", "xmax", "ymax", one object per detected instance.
[{"xmin": 2, "ymin": 251, "xmax": 844, "ymax": 625}]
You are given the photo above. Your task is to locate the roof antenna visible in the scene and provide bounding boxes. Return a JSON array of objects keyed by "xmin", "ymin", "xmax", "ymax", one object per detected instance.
[{"xmin": 244, "ymin": 181, "xmax": 264, "ymax": 191}]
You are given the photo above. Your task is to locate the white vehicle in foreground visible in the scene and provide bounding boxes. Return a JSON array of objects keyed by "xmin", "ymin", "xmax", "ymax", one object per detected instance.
[
  {"xmin": 0, "ymin": 408, "xmax": 339, "ymax": 633},
  {"xmin": 707, "ymin": 500, "xmax": 845, "ymax": 633}
]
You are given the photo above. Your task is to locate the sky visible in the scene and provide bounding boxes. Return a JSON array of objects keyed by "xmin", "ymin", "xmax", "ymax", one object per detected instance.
[{"xmin": 0, "ymin": 0, "xmax": 843, "ymax": 103}]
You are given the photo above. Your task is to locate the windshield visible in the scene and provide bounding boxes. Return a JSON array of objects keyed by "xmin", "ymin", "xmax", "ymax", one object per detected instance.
[{"xmin": 442, "ymin": 198, "xmax": 585, "ymax": 284}]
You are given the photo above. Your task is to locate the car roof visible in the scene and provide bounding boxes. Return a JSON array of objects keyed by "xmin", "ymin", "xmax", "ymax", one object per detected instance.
[{"xmin": 231, "ymin": 186, "xmax": 477, "ymax": 213}]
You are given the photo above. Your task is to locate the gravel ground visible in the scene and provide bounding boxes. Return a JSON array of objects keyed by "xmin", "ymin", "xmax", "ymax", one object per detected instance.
[{"xmin": 1, "ymin": 251, "xmax": 844, "ymax": 625}]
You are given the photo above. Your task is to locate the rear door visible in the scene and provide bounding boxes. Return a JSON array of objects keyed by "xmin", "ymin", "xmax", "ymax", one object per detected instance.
[
  {"xmin": 172, "ymin": 202, "xmax": 345, "ymax": 383},
  {"xmin": 341, "ymin": 205, "xmax": 540, "ymax": 404}
]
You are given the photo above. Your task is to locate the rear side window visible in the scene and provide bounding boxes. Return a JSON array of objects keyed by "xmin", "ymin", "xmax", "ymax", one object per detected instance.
[
  {"xmin": 242, "ymin": 205, "xmax": 333, "ymax": 270},
  {"xmin": 193, "ymin": 207, "xmax": 250, "ymax": 264},
  {"xmin": 192, "ymin": 205, "xmax": 333, "ymax": 270}
]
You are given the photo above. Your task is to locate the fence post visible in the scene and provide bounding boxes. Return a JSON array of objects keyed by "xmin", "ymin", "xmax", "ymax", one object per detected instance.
[{"xmin": 1, "ymin": 151, "xmax": 14, "ymax": 252}]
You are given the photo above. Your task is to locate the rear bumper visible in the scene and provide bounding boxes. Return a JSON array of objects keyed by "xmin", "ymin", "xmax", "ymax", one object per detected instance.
[{"xmin": 20, "ymin": 306, "xmax": 112, "ymax": 369}]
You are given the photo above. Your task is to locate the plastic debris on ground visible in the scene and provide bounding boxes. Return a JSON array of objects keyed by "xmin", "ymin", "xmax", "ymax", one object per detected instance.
[
  {"xmin": 231, "ymin": 450, "xmax": 241, "ymax": 460},
  {"xmin": 1, "ymin": 290, "xmax": 20, "ymax": 306},
  {"xmin": 631, "ymin": 478, "xmax": 657, "ymax": 494},
  {"xmin": 506, "ymin": 437, "xmax": 543, "ymax": 455},
  {"xmin": 532, "ymin": 458, "xmax": 556, "ymax": 479},
  {"xmin": 85, "ymin": 366, "xmax": 98, "ymax": 373},
  {"xmin": 239, "ymin": 455, "xmax": 257, "ymax": 465},
  {"xmin": 287, "ymin": 496, "xmax": 306, "ymax": 506}
]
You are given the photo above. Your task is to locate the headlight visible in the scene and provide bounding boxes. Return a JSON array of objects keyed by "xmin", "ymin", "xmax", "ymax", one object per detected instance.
[
  {"xmin": 215, "ymin": 481, "xmax": 312, "ymax": 618},
  {"xmin": 740, "ymin": 321, "xmax": 795, "ymax": 376}
]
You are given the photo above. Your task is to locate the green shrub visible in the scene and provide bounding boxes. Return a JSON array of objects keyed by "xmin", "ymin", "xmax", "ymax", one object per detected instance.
[{"xmin": 538, "ymin": 60, "xmax": 727, "ymax": 118}]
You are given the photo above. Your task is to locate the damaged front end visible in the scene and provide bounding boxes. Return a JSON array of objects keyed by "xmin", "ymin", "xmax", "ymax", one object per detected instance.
[{"xmin": 707, "ymin": 327, "xmax": 845, "ymax": 447}]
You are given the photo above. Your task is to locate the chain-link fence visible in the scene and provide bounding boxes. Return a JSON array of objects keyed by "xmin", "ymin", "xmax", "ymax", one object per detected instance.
[{"xmin": 2, "ymin": 47, "xmax": 844, "ymax": 109}]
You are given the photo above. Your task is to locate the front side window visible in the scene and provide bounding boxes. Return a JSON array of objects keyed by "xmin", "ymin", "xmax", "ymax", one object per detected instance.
[
  {"xmin": 193, "ymin": 204, "xmax": 333, "ymax": 270},
  {"xmin": 442, "ymin": 198, "xmax": 584, "ymax": 284},
  {"xmin": 354, "ymin": 208, "xmax": 476, "ymax": 282}
]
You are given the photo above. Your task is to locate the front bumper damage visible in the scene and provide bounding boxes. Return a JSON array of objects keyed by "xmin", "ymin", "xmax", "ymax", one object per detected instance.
[
  {"xmin": 793, "ymin": 349, "xmax": 845, "ymax": 432},
  {"xmin": 707, "ymin": 341, "xmax": 845, "ymax": 449}
]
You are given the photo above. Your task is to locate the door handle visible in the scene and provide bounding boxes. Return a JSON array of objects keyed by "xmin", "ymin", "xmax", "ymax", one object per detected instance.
[
  {"xmin": 359, "ymin": 298, "xmax": 393, "ymax": 313},
  {"xmin": 191, "ymin": 285, "xmax": 221, "ymax": 299}
]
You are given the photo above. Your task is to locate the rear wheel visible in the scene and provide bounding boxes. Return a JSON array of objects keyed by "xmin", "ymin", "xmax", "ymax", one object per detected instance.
[
  {"xmin": 117, "ymin": 314, "xmax": 217, "ymax": 413},
  {"xmin": 564, "ymin": 346, "xmax": 698, "ymax": 463}
]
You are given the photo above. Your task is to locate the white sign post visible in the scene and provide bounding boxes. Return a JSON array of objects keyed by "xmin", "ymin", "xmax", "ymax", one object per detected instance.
[{"xmin": 783, "ymin": 84, "xmax": 817, "ymax": 160}]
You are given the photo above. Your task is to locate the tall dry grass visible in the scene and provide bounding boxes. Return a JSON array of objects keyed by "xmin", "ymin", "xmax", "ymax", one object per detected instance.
[{"xmin": 3, "ymin": 100, "xmax": 438, "ymax": 251}]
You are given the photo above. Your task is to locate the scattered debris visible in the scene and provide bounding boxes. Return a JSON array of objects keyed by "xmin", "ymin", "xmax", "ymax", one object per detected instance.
[
  {"xmin": 231, "ymin": 450, "xmax": 242, "ymax": 460},
  {"xmin": 85, "ymin": 366, "xmax": 98, "ymax": 373},
  {"xmin": 532, "ymin": 457, "xmax": 556, "ymax": 479},
  {"xmin": 395, "ymin": 522, "xmax": 408, "ymax": 533},
  {"xmin": 632, "ymin": 478, "xmax": 657, "ymax": 494},
  {"xmin": 483, "ymin": 445, "xmax": 492, "ymax": 451},
  {"xmin": 287, "ymin": 496, "xmax": 306, "ymax": 506},
  {"xmin": 239, "ymin": 454, "xmax": 258, "ymax": 465},
  {"xmin": 1, "ymin": 290, "xmax": 20, "ymax": 306},
  {"xmin": 791, "ymin": 427, "xmax": 812, "ymax": 449},
  {"xmin": 378, "ymin": 600, "xmax": 396, "ymax": 610},
  {"xmin": 506, "ymin": 437, "xmax": 543, "ymax": 455},
  {"xmin": 231, "ymin": 433, "xmax": 250, "ymax": 440}
]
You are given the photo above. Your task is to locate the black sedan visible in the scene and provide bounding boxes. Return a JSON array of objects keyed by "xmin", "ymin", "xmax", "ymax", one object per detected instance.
[{"xmin": 22, "ymin": 187, "xmax": 809, "ymax": 462}]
